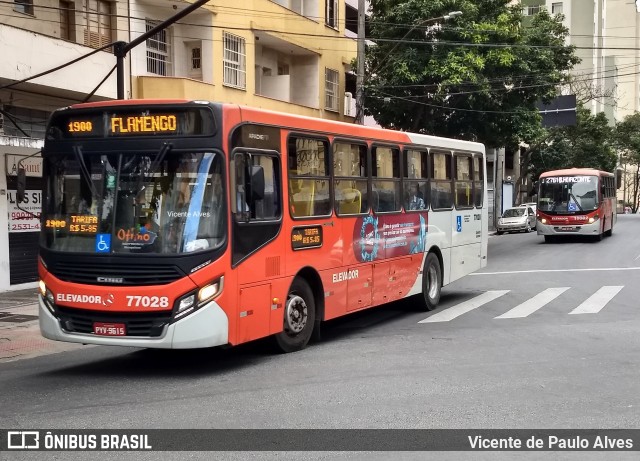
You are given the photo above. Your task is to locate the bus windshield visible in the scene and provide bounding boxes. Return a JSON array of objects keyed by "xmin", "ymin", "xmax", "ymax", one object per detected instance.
[
  {"xmin": 538, "ymin": 175, "xmax": 599, "ymax": 213},
  {"xmin": 41, "ymin": 149, "xmax": 225, "ymax": 254}
]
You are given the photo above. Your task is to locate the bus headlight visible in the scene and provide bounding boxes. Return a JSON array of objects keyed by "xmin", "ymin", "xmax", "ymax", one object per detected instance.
[
  {"xmin": 39, "ymin": 280, "xmax": 55, "ymax": 313},
  {"xmin": 198, "ymin": 277, "xmax": 224, "ymax": 304},
  {"xmin": 174, "ymin": 277, "xmax": 224, "ymax": 321},
  {"xmin": 540, "ymin": 218, "xmax": 547, "ymax": 224}
]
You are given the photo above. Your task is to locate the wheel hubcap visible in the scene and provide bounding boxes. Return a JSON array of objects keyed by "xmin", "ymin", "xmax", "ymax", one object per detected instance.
[
  {"xmin": 285, "ymin": 294, "xmax": 307, "ymax": 334},
  {"xmin": 427, "ymin": 265, "xmax": 439, "ymax": 300}
]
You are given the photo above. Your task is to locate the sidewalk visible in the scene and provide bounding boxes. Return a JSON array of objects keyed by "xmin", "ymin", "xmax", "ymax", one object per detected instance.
[{"xmin": 0, "ymin": 288, "xmax": 84, "ymax": 363}]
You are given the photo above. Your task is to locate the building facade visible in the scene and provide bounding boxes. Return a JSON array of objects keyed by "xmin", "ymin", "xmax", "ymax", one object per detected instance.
[{"xmin": 0, "ymin": 0, "xmax": 357, "ymax": 292}]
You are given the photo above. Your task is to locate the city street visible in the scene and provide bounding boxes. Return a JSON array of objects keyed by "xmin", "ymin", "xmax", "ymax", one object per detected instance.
[{"xmin": 1, "ymin": 216, "xmax": 640, "ymax": 458}]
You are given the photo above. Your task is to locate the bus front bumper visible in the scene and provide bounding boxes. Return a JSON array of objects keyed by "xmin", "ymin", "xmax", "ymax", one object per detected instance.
[
  {"xmin": 39, "ymin": 298, "xmax": 229, "ymax": 349},
  {"xmin": 536, "ymin": 220, "xmax": 600, "ymax": 236}
]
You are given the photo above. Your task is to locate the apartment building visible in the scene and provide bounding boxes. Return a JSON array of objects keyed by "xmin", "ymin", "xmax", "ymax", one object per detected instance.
[
  {"xmin": 130, "ymin": 0, "xmax": 357, "ymax": 119},
  {"xmin": 522, "ymin": 1, "xmax": 640, "ymax": 210},
  {"xmin": 0, "ymin": 0, "xmax": 358, "ymax": 292}
]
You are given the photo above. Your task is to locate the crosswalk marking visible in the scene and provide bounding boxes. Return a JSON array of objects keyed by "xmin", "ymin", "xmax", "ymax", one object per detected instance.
[
  {"xmin": 419, "ymin": 290, "xmax": 510, "ymax": 323},
  {"xmin": 494, "ymin": 287, "xmax": 570, "ymax": 319},
  {"xmin": 569, "ymin": 286, "xmax": 624, "ymax": 315}
]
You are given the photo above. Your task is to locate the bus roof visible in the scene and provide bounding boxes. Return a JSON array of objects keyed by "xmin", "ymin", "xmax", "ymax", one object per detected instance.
[
  {"xmin": 65, "ymin": 99, "xmax": 485, "ymax": 154},
  {"xmin": 539, "ymin": 168, "xmax": 613, "ymax": 178}
]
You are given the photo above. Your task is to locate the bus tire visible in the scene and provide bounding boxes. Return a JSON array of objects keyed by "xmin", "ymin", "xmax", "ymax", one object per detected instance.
[
  {"xmin": 420, "ymin": 252, "xmax": 442, "ymax": 311},
  {"xmin": 605, "ymin": 215, "xmax": 613, "ymax": 237},
  {"xmin": 274, "ymin": 278, "xmax": 315, "ymax": 353}
]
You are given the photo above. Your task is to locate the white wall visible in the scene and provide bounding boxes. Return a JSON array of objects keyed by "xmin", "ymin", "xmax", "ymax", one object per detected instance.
[{"xmin": 0, "ymin": 25, "xmax": 118, "ymax": 99}]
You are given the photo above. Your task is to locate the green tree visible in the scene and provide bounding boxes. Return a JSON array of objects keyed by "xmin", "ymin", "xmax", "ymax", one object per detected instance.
[
  {"xmin": 528, "ymin": 106, "xmax": 617, "ymax": 179},
  {"xmin": 364, "ymin": 1, "xmax": 579, "ymax": 149},
  {"xmin": 613, "ymin": 112, "xmax": 640, "ymax": 212}
]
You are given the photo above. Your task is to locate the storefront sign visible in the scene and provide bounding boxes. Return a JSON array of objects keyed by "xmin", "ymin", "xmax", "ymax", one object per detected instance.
[
  {"xmin": 6, "ymin": 154, "xmax": 42, "ymax": 177},
  {"xmin": 7, "ymin": 189, "xmax": 41, "ymax": 233}
]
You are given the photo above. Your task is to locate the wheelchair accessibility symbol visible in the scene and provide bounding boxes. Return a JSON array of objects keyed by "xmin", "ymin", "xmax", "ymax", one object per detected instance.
[
  {"xmin": 456, "ymin": 216, "xmax": 462, "ymax": 232},
  {"xmin": 95, "ymin": 234, "xmax": 111, "ymax": 253}
]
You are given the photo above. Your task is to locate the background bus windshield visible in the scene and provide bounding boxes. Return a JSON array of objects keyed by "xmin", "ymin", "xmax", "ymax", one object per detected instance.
[
  {"xmin": 41, "ymin": 151, "xmax": 225, "ymax": 254},
  {"xmin": 538, "ymin": 175, "xmax": 598, "ymax": 213}
]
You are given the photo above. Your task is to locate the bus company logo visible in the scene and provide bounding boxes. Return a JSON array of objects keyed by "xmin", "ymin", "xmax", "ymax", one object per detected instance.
[
  {"xmin": 248, "ymin": 133, "xmax": 269, "ymax": 141},
  {"xmin": 56, "ymin": 294, "xmax": 104, "ymax": 304},
  {"xmin": 102, "ymin": 293, "xmax": 115, "ymax": 307},
  {"xmin": 332, "ymin": 269, "xmax": 359, "ymax": 283}
]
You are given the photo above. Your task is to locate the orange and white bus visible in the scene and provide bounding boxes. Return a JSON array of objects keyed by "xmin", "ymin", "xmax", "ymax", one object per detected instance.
[
  {"xmin": 536, "ymin": 168, "xmax": 617, "ymax": 242},
  {"xmin": 35, "ymin": 99, "xmax": 488, "ymax": 352}
]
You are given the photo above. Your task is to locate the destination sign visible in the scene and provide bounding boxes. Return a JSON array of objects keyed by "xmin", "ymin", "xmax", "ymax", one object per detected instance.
[
  {"xmin": 110, "ymin": 115, "xmax": 177, "ymax": 135},
  {"xmin": 291, "ymin": 225, "xmax": 323, "ymax": 250},
  {"xmin": 47, "ymin": 107, "xmax": 216, "ymax": 140}
]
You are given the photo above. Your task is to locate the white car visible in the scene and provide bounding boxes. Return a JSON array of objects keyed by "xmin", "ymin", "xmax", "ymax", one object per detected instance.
[{"xmin": 497, "ymin": 206, "xmax": 537, "ymax": 234}]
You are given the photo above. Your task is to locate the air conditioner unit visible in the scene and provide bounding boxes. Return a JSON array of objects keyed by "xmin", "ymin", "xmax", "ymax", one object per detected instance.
[{"xmin": 344, "ymin": 92, "xmax": 355, "ymax": 117}]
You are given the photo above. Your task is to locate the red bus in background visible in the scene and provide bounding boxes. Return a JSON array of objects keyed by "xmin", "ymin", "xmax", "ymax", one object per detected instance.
[
  {"xmin": 34, "ymin": 99, "xmax": 488, "ymax": 353},
  {"xmin": 536, "ymin": 168, "xmax": 617, "ymax": 242}
]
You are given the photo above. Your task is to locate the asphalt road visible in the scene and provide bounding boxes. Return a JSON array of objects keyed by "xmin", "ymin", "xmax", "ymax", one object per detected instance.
[{"xmin": 2, "ymin": 215, "xmax": 640, "ymax": 460}]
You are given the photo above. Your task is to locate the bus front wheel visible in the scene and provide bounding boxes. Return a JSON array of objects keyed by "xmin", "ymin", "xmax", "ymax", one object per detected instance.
[
  {"xmin": 420, "ymin": 252, "xmax": 442, "ymax": 311},
  {"xmin": 274, "ymin": 278, "xmax": 315, "ymax": 353}
]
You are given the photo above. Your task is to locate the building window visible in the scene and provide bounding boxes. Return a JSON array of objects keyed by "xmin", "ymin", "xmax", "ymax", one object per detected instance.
[
  {"xmin": 326, "ymin": 0, "xmax": 338, "ymax": 28},
  {"xmin": 525, "ymin": 5, "xmax": 541, "ymax": 16},
  {"xmin": 83, "ymin": 0, "xmax": 111, "ymax": 49},
  {"xmin": 59, "ymin": 1, "xmax": 76, "ymax": 41},
  {"xmin": 223, "ymin": 32, "xmax": 246, "ymax": 89},
  {"xmin": 14, "ymin": 0, "xmax": 34, "ymax": 15},
  {"xmin": 325, "ymin": 68, "xmax": 339, "ymax": 111},
  {"xmin": 146, "ymin": 20, "xmax": 172, "ymax": 76},
  {"xmin": 191, "ymin": 47, "xmax": 201, "ymax": 70},
  {"xmin": 552, "ymin": 2, "xmax": 563, "ymax": 14}
]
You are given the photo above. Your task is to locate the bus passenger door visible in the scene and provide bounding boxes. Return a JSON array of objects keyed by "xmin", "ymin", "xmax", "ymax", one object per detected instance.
[{"xmin": 347, "ymin": 265, "xmax": 372, "ymax": 311}]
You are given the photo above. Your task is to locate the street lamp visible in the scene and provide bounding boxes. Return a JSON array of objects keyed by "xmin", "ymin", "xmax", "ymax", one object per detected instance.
[{"xmin": 355, "ymin": 10, "xmax": 463, "ymax": 124}]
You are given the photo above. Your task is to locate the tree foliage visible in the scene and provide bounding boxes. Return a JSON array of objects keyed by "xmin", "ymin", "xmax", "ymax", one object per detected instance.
[
  {"xmin": 364, "ymin": 0, "xmax": 579, "ymax": 149},
  {"xmin": 528, "ymin": 106, "xmax": 617, "ymax": 180}
]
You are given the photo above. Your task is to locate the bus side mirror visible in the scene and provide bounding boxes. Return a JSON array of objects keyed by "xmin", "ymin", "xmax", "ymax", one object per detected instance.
[
  {"xmin": 250, "ymin": 165, "xmax": 265, "ymax": 200},
  {"xmin": 16, "ymin": 167, "xmax": 26, "ymax": 202}
]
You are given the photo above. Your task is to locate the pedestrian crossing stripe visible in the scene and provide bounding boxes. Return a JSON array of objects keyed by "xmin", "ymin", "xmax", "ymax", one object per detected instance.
[
  {"xmin": 569, "ymin": 286, "xmax": 624, "ymax": 315},
  {"xmin": 418, "ymin": 290, "xmax": 509, "ymax": 323},
  {"xmin": 495, "ymin": 287, "xmax": 570, "ymax": 319},
  {"xmin": 419, "ymin": 286, "xmax": 624, "ymax": 323}
]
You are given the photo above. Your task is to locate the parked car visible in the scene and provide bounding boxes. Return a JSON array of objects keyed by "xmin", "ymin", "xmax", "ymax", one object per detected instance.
[
  {"xmin": 496, "ymin": 206, "xmax": 536, "ymax": 234},
  {"xmin": 521, "ymin": 202, "xmax": 537, "ymax": 215}
]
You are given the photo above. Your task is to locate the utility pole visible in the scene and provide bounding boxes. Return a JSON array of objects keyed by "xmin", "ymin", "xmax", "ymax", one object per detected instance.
[
  {"xmin": 355, "ymin": 0, "xmax": 366, "ymax": 124},
  {"xmin": 114, "ymin": 0, "xmax": 210, "ymax": 99},
  {"xmin": 494, "ymin": 147, "xmax": 505, "ymax": 229}
]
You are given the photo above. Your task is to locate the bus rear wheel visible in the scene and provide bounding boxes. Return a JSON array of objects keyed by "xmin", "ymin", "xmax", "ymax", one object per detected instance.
[
  {"xmin": 274, "ymin": 278, "xmax": 315, "ymax": 353},
  {"xmin": 419, "ymin": 252, "xmax": 442, "ymax": 311}
]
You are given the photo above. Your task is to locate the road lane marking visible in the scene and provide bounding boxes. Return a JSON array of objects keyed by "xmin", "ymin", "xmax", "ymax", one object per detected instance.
[
  {"xmin": 419, "ymin": 290, "xmax": 509, "ymax": 323},
  {"xmin": 569, "ymin": 286, "xmax": 624, "ymax": 315},
  {"xmin": 495, "ymin": 287, "xmax": 570, "ymax": 319},
  {"xmin": 471, "ymin": 267, "xmax": 640, "ymax": 275}
]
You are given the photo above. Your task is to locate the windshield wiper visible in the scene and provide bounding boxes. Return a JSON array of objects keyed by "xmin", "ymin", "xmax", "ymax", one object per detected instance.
[
  {"xmin": 149, "ymin": 142, "xmax": 172, "ymax": 174},
  {"xmin": 72, "ymin": 145, "xmax": 99, "ymax": 199}
]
